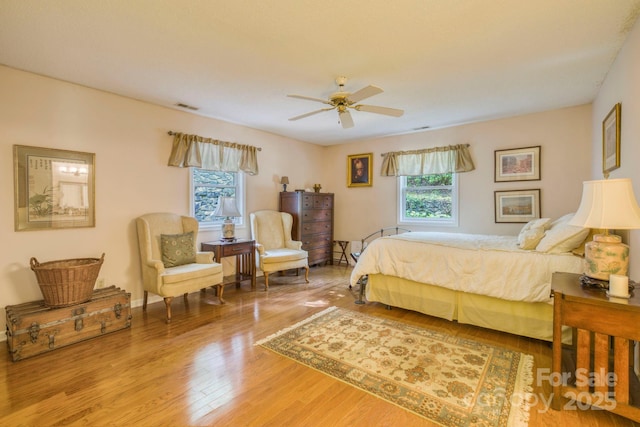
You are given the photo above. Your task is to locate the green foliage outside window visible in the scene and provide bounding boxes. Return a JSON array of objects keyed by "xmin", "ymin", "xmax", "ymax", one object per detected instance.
[{"xmin": 404, "ymin": 173, "xmax": 453, "ymax": 218}]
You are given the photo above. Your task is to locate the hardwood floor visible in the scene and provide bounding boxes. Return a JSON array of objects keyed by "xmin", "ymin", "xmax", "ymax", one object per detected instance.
[{"xmin": 1, "ymin": 265, "xmax": 639, "ymax": 426}]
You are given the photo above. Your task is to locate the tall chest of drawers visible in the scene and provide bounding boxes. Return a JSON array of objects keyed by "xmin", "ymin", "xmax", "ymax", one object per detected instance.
[{"xmin": 279, "ymin": 191, "xmax": 334, "ymax": 266}]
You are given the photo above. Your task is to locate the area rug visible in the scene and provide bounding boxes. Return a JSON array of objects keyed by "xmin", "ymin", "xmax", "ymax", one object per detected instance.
[{"xmin": 255, "ymin": 306, "xmax": 533, "ymax": 426}]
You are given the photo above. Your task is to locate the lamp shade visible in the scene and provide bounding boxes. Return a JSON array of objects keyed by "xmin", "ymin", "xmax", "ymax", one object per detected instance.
[
  {"xmin": 568, "ymin": 178, "xmax": 640, "ymax": 229},
  {"xmin": 213, "ymin": 197, "xmax": 241, "ymax": 218},
  {"xmin": 280, "ymin": 176, "xmax": 289, "ymax": 185}
]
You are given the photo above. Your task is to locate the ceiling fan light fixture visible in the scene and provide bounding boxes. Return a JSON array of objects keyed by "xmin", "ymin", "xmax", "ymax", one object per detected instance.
[{"xmin": 287, "ymin": 76, "xmax": 404, "ymax": 128}]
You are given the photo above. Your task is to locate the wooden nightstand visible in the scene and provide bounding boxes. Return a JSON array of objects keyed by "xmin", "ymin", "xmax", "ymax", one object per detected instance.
[
  {"xmin": 201, "ymin": 239, "xmax": 256, "ymax": 289},
  {"xmin": 551, "ymin": 271, "xmax": 640, "ymax": 421}
]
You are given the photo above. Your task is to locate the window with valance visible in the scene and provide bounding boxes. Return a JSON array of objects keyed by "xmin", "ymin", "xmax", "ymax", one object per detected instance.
[{"xmin": 382, "ymin": 144, "xmax": 475, "ymax": 226}]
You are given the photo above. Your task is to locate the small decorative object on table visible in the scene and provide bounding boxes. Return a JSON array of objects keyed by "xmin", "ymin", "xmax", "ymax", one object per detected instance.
[
  {"xmin": 30, "ymin": 253, "xmax": 105, "ymax": 307},
  {"xmin": 313, "ymin": 184, "xmax": 322, "ymax": 193}
]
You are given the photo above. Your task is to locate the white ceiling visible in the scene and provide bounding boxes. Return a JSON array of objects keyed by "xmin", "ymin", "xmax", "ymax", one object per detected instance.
[{"xmin": 1, "ymin": 1, "xmax": 639, "ymax": 145}]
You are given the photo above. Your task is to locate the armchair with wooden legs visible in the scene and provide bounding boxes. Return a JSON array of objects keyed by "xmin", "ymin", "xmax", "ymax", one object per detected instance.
[
  {"xmin": 136, "ymin": 213, "xmax": 224, "ymax": 323},
  {"xmin": 250, "ymin": 210, "xmax": 309, "ymax": 290}
]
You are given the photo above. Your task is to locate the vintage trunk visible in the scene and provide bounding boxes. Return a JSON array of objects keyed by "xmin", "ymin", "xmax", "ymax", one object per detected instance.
[{"xmin": 5, "ymin": 285, "xmax": 131, "ymax": 361}]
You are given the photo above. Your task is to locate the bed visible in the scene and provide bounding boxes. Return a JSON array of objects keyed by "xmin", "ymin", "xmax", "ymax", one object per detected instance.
[{"xmin": 349, "ymin": 215, "xmax": 590, "ymax": 341}]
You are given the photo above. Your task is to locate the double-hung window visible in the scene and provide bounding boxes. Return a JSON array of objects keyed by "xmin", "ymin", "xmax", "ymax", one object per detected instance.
[
  {"xmin": 191, "ymin": 168, "xmax": 244, "ymax": 229},
  {"xmin": 398, "ymin": 173, "xmax": 458, "ymax": 226}
]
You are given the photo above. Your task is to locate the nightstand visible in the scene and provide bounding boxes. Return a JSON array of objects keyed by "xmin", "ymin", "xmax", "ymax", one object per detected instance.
[
  {"xmin": 551, "ymin": 272, "xmax": 640, "ymax": 421},
  {"xmin": 201, "ymin": 239, "xmax": 256, "ymax": 289}
]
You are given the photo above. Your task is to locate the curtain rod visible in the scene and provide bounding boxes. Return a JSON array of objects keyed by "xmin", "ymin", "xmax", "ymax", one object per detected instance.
[
  {"xmin": 168, "ymin": 131, "xmax": 262, "ymax": 151},
  {"xmin": 380, "ymin": 143, "xmax": 470, "ymax": 156}
]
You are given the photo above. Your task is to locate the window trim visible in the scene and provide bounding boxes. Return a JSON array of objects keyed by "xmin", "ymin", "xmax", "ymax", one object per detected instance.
[
  {"xmin": 397, "ymin": 173, "xmax": 459, "ymax": 227},
  {"xmin": 190, "ymin": 169, "xmax": 246, "ymax": 231}
]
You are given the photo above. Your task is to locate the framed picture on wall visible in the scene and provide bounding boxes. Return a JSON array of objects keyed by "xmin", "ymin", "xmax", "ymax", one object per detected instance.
[
  {"xmin": 602, "ymin": 103, "xmax": 621, "ymax": 177},
  {"xmin": 14, "ymin": 145, "xmax": 96, "ymax": 231},
  {"xmin": 494, "ymin": 146, "xmax": 541, "ymax": 182},
  {"xmin": 494, "ymin": 189, "xmax": 541, "ymax": 223},
  {"xmin": 347, "ymin": 153, "xmax": 373, "ymax": 187}
]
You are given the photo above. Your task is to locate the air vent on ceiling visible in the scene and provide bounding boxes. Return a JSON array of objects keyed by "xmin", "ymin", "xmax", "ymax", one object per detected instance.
[{"xmin": 175, "ymin": 103, "xmax": 199, "ymax": 111}]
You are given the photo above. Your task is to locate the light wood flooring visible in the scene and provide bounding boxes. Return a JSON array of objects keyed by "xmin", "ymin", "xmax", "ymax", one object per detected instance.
[{"xmin": 1, "ymin": 265, "xmax": 639, "ymax": 426}]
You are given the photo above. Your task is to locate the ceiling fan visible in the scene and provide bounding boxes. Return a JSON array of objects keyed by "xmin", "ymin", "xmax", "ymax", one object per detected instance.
[{"xmin": 287, "ymin": 76, "xmax": 404, "ymax": 129}]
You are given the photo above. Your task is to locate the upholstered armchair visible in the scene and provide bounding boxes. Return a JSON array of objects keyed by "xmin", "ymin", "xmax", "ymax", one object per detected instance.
[
  {"xmin": 136, "ymin": 213, "xmax": 224, "ymax": 323},
  {"xmin": 249, "ymin": 210, "xmax": 309, "ymax": 290}
]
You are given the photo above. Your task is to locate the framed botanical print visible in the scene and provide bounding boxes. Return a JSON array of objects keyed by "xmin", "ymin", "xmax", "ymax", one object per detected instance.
[{"xmin": 14, "ymin": 145, "xmax": 96, "ymax": 231}]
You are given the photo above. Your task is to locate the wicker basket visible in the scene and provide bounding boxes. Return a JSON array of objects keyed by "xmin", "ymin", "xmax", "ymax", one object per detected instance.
[{"xmin": 30, "ymin": 253, "xmax": 105, "ymax": 307}]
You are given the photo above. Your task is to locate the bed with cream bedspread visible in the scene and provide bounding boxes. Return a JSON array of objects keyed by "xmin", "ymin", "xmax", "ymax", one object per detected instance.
[{"xmin": 349, "ymin": 231, "xmax": 585, "ymax": 341}]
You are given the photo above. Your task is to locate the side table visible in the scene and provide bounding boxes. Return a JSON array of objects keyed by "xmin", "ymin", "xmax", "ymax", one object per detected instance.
[
  {"xmin": 333, "ymin": 240, "xmax": 349, "ymax": 266},
  {"xmin": 202, "ymin": 239, "xmax": 256, "ymax": 290},
  {"xmin": 551, "ymin": 271, "xmax": 640, "ymax": 422}
]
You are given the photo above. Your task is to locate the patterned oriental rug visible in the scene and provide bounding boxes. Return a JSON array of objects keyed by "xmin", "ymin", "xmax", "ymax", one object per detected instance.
[{"xmin": 256, "ymin": 307, "xmax": 533, "ymax": 426}]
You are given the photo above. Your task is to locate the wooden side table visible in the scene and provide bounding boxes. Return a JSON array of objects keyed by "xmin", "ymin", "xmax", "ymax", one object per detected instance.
[
  {"xmin": 201, "ymin": 239, "xmax": 256, "ymax": 290},
  {"xmin": 551, "ymin": 271, "xmax": 640, "ymax": 422}
]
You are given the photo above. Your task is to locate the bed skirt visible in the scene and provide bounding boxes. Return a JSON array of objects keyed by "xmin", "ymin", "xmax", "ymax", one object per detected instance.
[{"xmin": 366, "ymin": 273, "xmax": 570, "ymax": 342}]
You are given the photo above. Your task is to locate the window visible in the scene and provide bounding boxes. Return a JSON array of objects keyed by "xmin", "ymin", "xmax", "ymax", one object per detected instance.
[
  {"xmin": 398, "ymin": 173, "xmax": 458, "ymax": 226},
  {"xmin": 191, "ymin": 169, "xmax": 244, "ymax": 228}
]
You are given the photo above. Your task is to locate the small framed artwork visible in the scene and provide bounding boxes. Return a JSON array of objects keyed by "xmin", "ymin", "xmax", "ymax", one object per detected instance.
[
  {"xmin": 347, "ymin": 153, "xmax": 373, "ymax": 187},
  {"xmin": 494, "ymin": 189, "xmax": 541, "ymax": 223},
  {"xmin": 494, "ymin": 146, "xmax": 541, "ymax": 182},
  {"xmin": 14, "ymin": 145, "xmax": 96, "ymax": 231},
  {"xmin": 602, "ymin": 103, "xmax": 621, "ymax": 177}
]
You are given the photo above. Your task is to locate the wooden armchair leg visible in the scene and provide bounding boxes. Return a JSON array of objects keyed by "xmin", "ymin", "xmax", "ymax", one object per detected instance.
[
  {"xmin": 217, "ymin": 284, "xmax": 225, "ymax": 304},
  {"xmin": 264, "ymin": 272, "xmax": 270, "ymax": 290},
  {"xmin": 143, "ymin": 290, "xmax": 148, "ymax": 310},
  {"xmin": 304, "ymin": 266, "xmax": 310, "ymax": 283},
  {"xmin": 164, "ymin": 297, "xmax": 173, "ymax": 324}
]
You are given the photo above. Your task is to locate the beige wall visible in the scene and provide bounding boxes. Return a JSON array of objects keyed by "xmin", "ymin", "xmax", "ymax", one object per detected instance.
[
  {"xmin": 0, "ymin": 57, "xmax": 604, "ymax": 337},
  {"xmin": 326, "ymin": 105, "xmax": 593, "ymax": 242},
  {"xmin": 592, "ymin": 17, "xmax": 640, "ymax": 277},
  {"xmin": 0, "ymin": 65, "xmax": 326, "ymax": 336}
]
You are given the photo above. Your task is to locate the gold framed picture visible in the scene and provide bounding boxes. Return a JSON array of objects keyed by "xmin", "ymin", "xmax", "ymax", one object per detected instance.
[
  {"xmin": 347, "ymin": 153, "xmax": 373, "ymax": 187},
  {"xmin": 602, "ymin": 103, "xmax": 621, "ymax": 177},
  {"xmin": 14, "ymin": 145, "xmax": 96, "ymax": 231}
]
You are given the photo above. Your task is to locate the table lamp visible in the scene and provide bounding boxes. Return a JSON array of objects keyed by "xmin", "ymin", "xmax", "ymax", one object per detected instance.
[
  {"xmin": 280, "ymin": 176, "xmax": 289, "ymax": 192},
  {"xmin": 568, "ymin": 178, "xmax": 640, "ymax": 281},
  {"xmin": 213, "ymin": 196, "xmax": 241, "ymax": 241}
]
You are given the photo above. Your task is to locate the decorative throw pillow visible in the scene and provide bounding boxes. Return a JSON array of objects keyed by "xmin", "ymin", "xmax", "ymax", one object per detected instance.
[
  {"xmin": 161, "ymin": 231, "xmax": 196, "ymax": 268},
  {"xmin": 517, "ymin": 218, "xmax": 552, "ymax": 249},
  {"xmin": 535, "ymin": 222, "xmax": 590, "ymax": 254},
  {"xmin": 548, "ymin": 212, "xmax": 575, "ymax": 228}
]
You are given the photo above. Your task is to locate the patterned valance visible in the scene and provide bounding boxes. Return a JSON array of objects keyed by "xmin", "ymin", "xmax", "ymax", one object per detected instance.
[
  {"xmin": 380, "ymin": 144, "xmax": 475, "ymax": 176},
  {"xmin": 167, "ymin": 132, "xmax": 260, "ymax": 175}
]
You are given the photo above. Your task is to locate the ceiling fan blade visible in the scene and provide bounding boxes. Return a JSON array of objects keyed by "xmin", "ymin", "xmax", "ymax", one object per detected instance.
[
  {"xmin": 347, "ymin": 85, "xmax": 383, "ymax": 103},
  {"xmin": 355, "ymin": 104, "xmax": 404, "ymax": 117},
  {"xmin": 287, "ymin": 94, "xmax": 331, "ymax": 105},
  {"xmin": 339, "ymin": 110, "xmax": 354, "ymax": 129},
  {"xmin": 289, "ymin": 107, "xmax": 334, "ymax": 121}
]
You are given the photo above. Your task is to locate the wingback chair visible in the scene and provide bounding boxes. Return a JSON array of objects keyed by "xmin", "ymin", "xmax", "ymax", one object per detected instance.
[
  {"xmin": 136, "ymin": 213, "xmax": 224, "ymax": 323},
  {"xmin": 250, "ymin": 210, "xmax": 309, "ymax": 290}
]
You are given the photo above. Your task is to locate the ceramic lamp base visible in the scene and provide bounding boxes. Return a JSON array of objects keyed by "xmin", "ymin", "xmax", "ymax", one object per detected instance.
[
  {"xmin": 221, "ymin": 221, "xmax": 235, "ymax": 241},
  {"xmin": 583, "ymin": 233, "xmax": 629, "ymax": 281}
]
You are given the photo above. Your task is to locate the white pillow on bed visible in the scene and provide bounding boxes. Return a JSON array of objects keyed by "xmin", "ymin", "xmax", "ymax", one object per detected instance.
[
  {"xmin": 535, "ymin": 214, "xmax": 589, "ymax": 253},
  {"xmin": 517, "ymin": 218, "xmax": 552, "ymax": 249}
]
